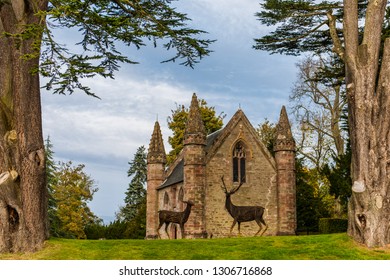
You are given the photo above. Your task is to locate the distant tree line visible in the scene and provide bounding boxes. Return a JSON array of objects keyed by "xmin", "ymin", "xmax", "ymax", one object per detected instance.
[
  {"xmin": 45, "ymin": 138, "xmax": 148, "ymax": 240},
  {"xmin": 45, "ymin": 137, "xmax": 101, "ymax": 239},
  {"xmin": 46, "ymin": 92, "xmax": 350, "ymax": 240}
]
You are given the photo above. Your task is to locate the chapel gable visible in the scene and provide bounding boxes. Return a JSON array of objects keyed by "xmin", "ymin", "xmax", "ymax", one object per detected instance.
[{"xmin": 146, "ymin": 94, "xmax": 296, "ymax": 239}]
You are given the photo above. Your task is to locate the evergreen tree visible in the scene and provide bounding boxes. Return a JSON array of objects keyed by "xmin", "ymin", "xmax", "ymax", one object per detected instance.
[
  {"xmin": 296, "ymin": 159, "xmax": 332, "ymax": 233},
  {"xmin": 125, "ymin": 200, "xmax": 147, "ymax": 239},
  {"xmin": 117, "ymin": 146, "xmax": 147, "ymax": 223},
  {"xmin": 44, "ymin": 136, "xmax": 60, "ymax": 237},
  {"xmin": 322, "ymin": 142, "xmax": 352, "ymax": 217}
]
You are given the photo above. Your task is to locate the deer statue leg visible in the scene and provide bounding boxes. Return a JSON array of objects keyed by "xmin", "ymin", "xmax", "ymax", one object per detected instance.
[
  {"xmin": 164, "ymin": 222, "xmax": 171, "ymax": 239},
  {"xmin": 255, "ymin": 217, "xmax": 268, "ymax": 236},
  {"xmin": 229, "ymin": 219, "xmax": 237, "ymax": 237},
  {"xmin": 261, "ymin": 224, "xmax": 268, "ymax": 236},
  {"xmin": 237, "ymin": 222, "xmax": 242, "ymax": 236},
  {"xmin": 180, "ymin": 223, "xmax": 185, "ymax": 239},
  {"xmin": 157, "ymin": 220, "xmax": 164, "ymax": 239},
  {"xmin": 260, "ymin": 216, "xmax": 268, "ymax": 236},
  {"xmin": 254, "ymin": 220, "xmax": 263, "ymax": 236}
]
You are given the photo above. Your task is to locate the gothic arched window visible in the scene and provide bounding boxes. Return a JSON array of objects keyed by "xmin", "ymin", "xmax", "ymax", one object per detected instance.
[
  {"xmin": 178, "ymin": 187, "xmax": 184, "ymax": 202},
  {"xmin": 164, "ymin": 192, "xmax": 170, "ymax": 206},
  {"xmin": 233, "ymin": 141, "xmax": 246, "ymax": 183}
]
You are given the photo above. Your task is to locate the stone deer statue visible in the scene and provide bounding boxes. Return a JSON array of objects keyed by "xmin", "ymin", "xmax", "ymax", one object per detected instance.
[
  {"xmin": 157, "ymin": 200, "xmax": 194, "ymax": 239},
  {"xmin": 221, "ymin": 176, "xmax": 267, "ymax": 236}
]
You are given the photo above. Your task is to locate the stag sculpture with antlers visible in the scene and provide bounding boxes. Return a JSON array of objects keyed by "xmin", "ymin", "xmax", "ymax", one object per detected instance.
[
  {"xmin": 221, "ymin": 176, "xmax": 267, "ymax": 236},
  {"xmin": 157, "ymin": 200, "xmax": 194, "ymax": 239}
]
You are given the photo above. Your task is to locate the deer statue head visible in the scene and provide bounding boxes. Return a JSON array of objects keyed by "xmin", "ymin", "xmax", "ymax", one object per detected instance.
[
  {"xmin": 219, "ymin": 175, "xmax": 268, "ymax": 237},
  {"xmin": 181, "ymin": 200, "xmax": 194, "ymax": 206},
  {"xmin": 220, "ymin": 175, "xmax": 245, "ymax": 197}
]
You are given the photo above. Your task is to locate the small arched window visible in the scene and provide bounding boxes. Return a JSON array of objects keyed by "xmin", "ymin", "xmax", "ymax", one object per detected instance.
[
  {"xmin": 164, "ymin": 192, "xmax": 170, "ymax": 206},
  {"xmin": 178, "ymin": 187, "xmax": 184, "ymax": 202},
  {"xmin": 233, "ymin": 141, "xmax": 246, "ymax": 183}
]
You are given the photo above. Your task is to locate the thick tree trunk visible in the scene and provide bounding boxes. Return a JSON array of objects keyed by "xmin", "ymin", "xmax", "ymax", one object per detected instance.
[
  {"xmin": 347, "ymin": 62, "xmax": 390, "ymax": 247},
  {"xmin": 344, "ymin": 0, "xmax": 390, "ymax": 248},
  {"xmin": 0, "ymin": 0, "xmax": 48, "ymax": 252}
]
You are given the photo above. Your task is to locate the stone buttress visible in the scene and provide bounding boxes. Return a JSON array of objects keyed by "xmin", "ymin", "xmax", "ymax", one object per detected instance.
[
  {"xmin": 146, "ymin": 121, "xmax": 166, "ymax": 239},
  {"xmin": 182, "ymin": 93, "xmax": 207, "ymax": 238},
  {"xmin": 274, "ymin": 106, "xmax": 296, "ymax": 235}
]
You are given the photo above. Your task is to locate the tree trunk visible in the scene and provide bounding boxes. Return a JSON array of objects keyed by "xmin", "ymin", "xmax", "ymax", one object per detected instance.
[
  {"xmin": 347, "ymin": 64, "xmax": 390, "ymax": 247},
  {"xmin": 344, "ymin": 0, "xmax": 390, "ymax": 247},
  {"xmin": 0, "ymin": 0, "xmax": 48, "ymax": 252}
]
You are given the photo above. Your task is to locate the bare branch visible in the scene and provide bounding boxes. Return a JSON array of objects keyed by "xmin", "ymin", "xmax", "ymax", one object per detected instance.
[{"xmin": 326, "ymin": 10, "xmax": 345, "ymax": 61}]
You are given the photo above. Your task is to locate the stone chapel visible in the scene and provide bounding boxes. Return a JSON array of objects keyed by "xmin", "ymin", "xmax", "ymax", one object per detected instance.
[{"xmin": 146, "ymin": 93, "xmax": 296, "ymax": 239}]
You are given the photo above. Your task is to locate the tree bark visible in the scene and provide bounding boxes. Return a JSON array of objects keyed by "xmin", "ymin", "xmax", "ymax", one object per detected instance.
[
  {"xmin": 344, "ymin": 0, "xmax": 390, "ymax": 247},
  {"xmin": 0, "ymin": 0, "xmax": 48, "ymax": 252}
]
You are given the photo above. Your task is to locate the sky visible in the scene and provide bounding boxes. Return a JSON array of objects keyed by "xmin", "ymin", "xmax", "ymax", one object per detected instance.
[{"xmin": 41, "ymin": 0, "xmax": 300, "ymax": 223}]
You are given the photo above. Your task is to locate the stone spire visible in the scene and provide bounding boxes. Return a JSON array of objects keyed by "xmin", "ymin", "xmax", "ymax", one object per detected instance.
[
  {"xmin": 147, "ymin": 121, "xmax": 167, "ymax": 164},
  {"xmin": 184, "ymin": 93, "xmax": 206, "ymax": 146},
  {"xmin": 274, "ymin": 106, "xmax": 296, "ymax": 235},
  {"xmin": 274, "ymin": 106, "xmax": 295, "ymax": 152},
  {"xmin": 146, "ymin": 121, "xmax": 166, "ymax": 239}
]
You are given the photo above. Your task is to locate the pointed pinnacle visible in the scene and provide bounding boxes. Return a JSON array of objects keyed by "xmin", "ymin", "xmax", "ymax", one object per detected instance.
[
  {"xmin": 184, "ymin": 93, "xmax": 206, "ymax": 145},
  {"xmin": 274, "ymin": 106, "xmax": 295, "ymax": 152},
  {"xmin": 148, "ymin": 121, "xmax": 167, "ymax": 164}
]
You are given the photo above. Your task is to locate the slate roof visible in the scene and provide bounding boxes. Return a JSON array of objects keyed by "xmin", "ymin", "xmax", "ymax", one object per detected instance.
[
  {"xmin": 158, "ymin": 129, "xmax": 222, "ymax": 190},
  {"xmin": 205, "ymin": 129, "xmax": 222, "ymax": 148},
  {"xmin": 158, "ymin": 159, "xmax": 184, "ymax": 189}
]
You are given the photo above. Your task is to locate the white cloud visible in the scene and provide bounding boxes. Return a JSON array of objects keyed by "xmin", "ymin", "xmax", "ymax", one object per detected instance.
[
  {"xmin": 42, "ymin": 75, "xmax": 199, "ymax": 218},
  {"xmin": 42, "ymin": 75, "xmax": 195, "ymax": 162},
  {"xmin": 176, "ymin": 0, "xmax": 263, "ymax": 39},
  {"xmin": 41, "ymin": 1, "xmax": 299, "ymax": 219}
]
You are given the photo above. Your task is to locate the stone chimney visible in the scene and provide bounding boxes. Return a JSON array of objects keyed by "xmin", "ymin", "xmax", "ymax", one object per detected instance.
[
  {"xmin": 274, "ymin": 106, "xmax": 296, "ymax": 235},
  {"xmin": 183, "ymin": 93, "xmax": 207, "ymax": 238},
  {"xmin": 146, "ymin": 121, "xmax": 166, "ymax": 239}
]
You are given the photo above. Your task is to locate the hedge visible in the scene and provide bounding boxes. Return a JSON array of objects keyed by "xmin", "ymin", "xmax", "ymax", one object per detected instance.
[{"xmin": 319, "ymin": 218, "xmax": 348, "ymax": 234}]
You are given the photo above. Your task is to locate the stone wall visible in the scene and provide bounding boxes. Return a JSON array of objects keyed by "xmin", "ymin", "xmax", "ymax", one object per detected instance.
[
  {"xmin": 275, "ymin": 150, "xmax": 296, "ymax": 235},
  {"xmin": 147, "ymin": 104, "xmax": 296, "ymax": 239},
  {"xmin": 183, "ymin": 144, "xmax": 207, "ymax": 238},
  {"xmin": 146, "ymin": 162, "xmax": 165, "ymax": 239},
  {"xmin": 204, "ymin": 118, "xmax": 278, "ymax": 237}
]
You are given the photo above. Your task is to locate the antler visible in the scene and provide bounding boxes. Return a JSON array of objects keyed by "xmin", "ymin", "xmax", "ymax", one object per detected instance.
[
  {"xmin": 230, "ymin": 176, "xmax": 245, "ymax": 195},
  {"xmin": 220, "ymin": 176, "xmax": 228, "ymax": 194},
  {"xmin": 221, "ymin": 175, "xmax": 245, "ymax": 194}
]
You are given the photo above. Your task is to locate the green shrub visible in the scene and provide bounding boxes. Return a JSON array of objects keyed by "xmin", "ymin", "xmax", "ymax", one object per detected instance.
[{"xmin": 319, "ymin": 218, "xmax": 348, "ymax": 234}]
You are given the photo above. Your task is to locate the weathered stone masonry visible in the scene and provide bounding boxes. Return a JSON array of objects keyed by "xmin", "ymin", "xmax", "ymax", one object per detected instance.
[{"xmin": 146, "ymin": 93, "xmax": 296, "ymax": 239}]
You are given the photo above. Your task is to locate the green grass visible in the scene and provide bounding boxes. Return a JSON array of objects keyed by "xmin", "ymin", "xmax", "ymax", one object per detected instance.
[{"xmin": 1, "ymin": 233, "xmax": 390, "ymax": 260}]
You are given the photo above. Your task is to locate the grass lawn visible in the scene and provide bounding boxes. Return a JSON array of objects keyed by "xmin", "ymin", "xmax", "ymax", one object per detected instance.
[{"xmin": 1, "ymin": 233, "xmax": 390, "ymax": 260}]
